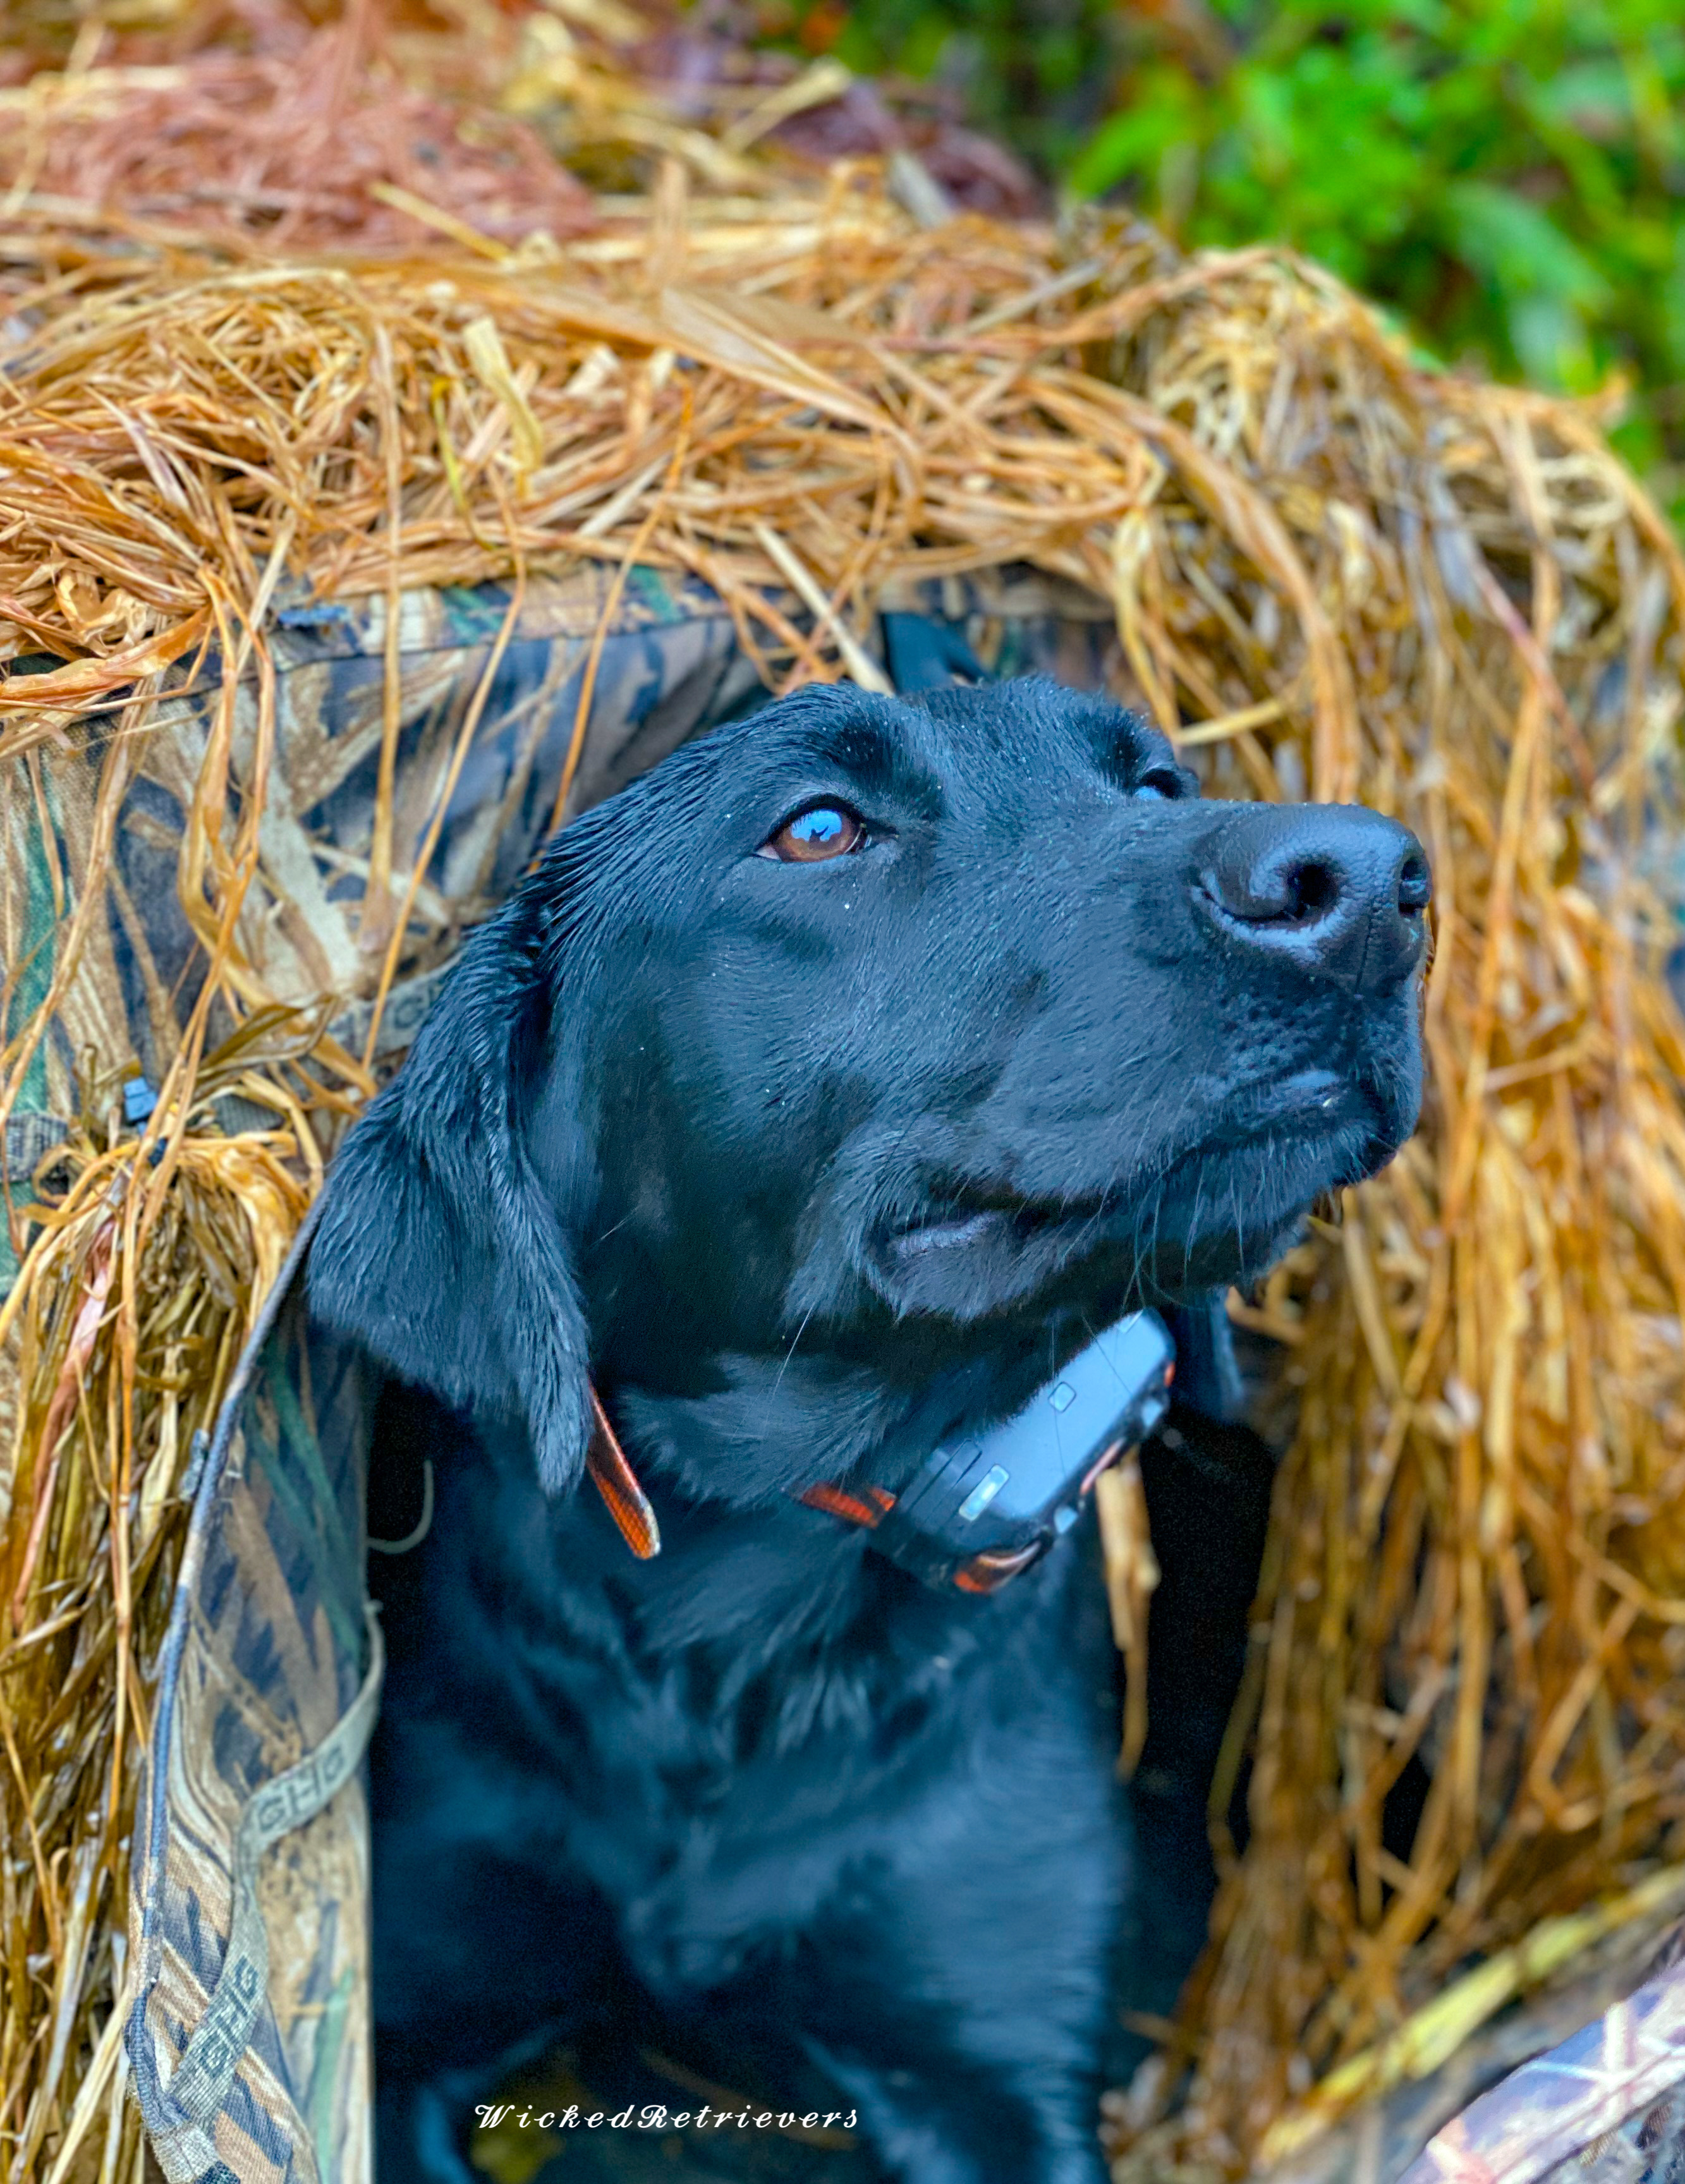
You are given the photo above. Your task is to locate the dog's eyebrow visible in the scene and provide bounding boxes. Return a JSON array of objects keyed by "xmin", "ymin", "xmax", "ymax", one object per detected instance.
[
  {"xmin": 1085, "ymin": 702, "xmax": 1185, "ymax": 788},
  {"xmin": 786, "ymin": 707, "xmax": 945, "ymax": 817}
]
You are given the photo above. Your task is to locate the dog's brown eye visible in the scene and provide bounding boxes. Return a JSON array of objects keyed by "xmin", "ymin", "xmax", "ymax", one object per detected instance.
[{"xmin": 761, "ymin": 803, "xmax": 865, "ymax": 863}]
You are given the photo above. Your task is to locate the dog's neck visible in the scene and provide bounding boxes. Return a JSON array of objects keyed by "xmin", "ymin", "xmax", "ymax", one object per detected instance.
[
  {"xmin": 534, "ymin": 1346, "xmax": 1081, "ymax": 1673},
  {"xmin": 597, "ymin": 1327, "xmax": 1078, "ymax": 1519}
]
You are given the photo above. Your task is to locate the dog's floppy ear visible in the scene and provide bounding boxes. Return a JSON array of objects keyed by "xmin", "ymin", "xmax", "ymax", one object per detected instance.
[{"xmin": 307, "ymin": 928, "xmax": 593, "ymax": 1496}]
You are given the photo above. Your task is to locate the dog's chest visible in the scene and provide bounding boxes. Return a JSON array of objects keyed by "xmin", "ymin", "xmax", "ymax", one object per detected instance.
[{"xmin": 372, "ymin": 1435, "xmax": 1069, "ymax": 1969}]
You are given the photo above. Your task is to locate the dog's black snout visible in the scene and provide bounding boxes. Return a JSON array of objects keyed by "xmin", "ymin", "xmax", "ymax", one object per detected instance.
[{"xmin": 1197, "ymin": 804, "xmax": 1432, "ymax": 992}]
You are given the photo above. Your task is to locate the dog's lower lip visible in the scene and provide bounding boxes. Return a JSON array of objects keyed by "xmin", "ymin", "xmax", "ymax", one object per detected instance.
[
  {"xmin": 1278, "ymin": 1068, "xmax": 1347, "ymax": 1110},
  {"xmin": 883, "ymin": 1071, "xmax": 1381, "ymax": 1261},
  {"xmin": 887, "ymin": 1188, "xmax": 1105, "ymax": 1259},
  {"xmin": 890, "ymin": 1209, "xmax": 1008, "ymax": 1256},
  {"xmin": 1231, "ymin": 1070, "xmax": 1373, "ymax": 1137}
]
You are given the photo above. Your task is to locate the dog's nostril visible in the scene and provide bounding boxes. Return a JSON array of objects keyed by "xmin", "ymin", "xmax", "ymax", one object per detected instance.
[
  {"xmin": 1398, "ymin": 853, "xmax": 1432, "ymax": 914},
  {"xmin": 1283, "ymin": 859, "xmax": 1339, "ymax": 922}
]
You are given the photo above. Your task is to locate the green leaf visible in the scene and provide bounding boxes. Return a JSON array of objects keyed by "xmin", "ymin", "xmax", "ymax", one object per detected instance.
[
  {"xmin": 1068, "ymin": 73, "xmax": 1200, "ymax": 199},
  {"xmin": 1442, "ymin": 180, "xmax": 1614, "ymax": 313}
]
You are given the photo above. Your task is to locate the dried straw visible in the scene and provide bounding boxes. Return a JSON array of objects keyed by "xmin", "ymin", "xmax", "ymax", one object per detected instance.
[
  {"xmin": 3, "ymin": 8, "xmax": 1685, "ymax": 2178},
  {"xmin": 0, "ymin": 1115, "xmax": 313, "ymax": 2184}
]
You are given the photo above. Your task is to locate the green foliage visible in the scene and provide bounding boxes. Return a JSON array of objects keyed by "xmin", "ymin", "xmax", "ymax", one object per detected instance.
[
  {"xmin": 767, "ymin": 0, "xmax": 1122, "ymax": 180},
  {"xmin": 775, "ymin": 0, "xmax": 1685, "ymax": 518},
  {"xmin": 1072, "ymin": 0, "xmax": 1685, "ymax": 497}
]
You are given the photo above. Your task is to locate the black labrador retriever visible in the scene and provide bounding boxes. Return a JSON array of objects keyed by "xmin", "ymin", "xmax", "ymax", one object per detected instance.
[{"xmin": 308, "ymin": 674, "xmax": 1428, "ymax": 2183}]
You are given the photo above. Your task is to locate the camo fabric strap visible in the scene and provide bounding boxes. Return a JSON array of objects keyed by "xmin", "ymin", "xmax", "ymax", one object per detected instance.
[{"xmin": 147, "ymin": 1612, "xmax": 385, "ymax": 2183}]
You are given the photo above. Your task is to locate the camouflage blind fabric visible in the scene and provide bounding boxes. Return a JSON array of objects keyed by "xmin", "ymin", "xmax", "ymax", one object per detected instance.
[
  {"xmin": 4, "ymin": 563, "xmax": 1684, "ymax": 2181},
  {"xmin": 128, "ymin": 1212, "xmax": 375, "ymax": 2184},
  {"xmin": 1399, "ymin": 1941, "xmax": 1685, "ymax": 2184}
]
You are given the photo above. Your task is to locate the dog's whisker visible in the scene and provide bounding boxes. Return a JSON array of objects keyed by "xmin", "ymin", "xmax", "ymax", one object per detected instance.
[{"xmin": 769, "ymin": 1302, "xmax": 818, "ymax": 1405}]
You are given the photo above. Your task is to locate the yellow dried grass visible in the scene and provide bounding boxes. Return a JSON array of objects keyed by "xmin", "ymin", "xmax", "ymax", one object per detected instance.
[{"xmin": 2, "ymin": 12, "xmax": 1685, "ymax": 2177}]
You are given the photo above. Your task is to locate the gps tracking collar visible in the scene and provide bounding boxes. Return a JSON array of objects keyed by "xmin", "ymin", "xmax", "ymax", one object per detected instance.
[
  {"xmin": 799, "ymin": 1313, "xmax": 1176, "ymax": 1592},
  {"xmin": 583, "ymin": 1314, "xmax": 1177, "ymax": 1598}
]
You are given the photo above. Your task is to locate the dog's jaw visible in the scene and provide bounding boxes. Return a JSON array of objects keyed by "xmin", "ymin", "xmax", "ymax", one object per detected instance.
[{"xmin": 771, "ymin": 1053, "xmax": 1413, "ymax": 1338}]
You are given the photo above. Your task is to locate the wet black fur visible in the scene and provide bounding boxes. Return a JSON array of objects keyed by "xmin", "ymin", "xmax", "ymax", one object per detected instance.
[{"xmin": 308, "ymin": 677, "xmax": 1426, "ymax": 2183}]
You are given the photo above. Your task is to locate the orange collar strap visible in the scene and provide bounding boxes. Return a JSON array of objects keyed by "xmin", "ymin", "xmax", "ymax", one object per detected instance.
[
  {"xmin": 587, "ymin": 1398, "xmax": 1037, "ymax": 1595},
  {"xmin": 586, "ymin": 1386, "xmax": 661, "ymax": 1559}
]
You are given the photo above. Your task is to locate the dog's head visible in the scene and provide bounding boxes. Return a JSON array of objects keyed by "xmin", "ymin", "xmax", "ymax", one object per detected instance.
[{"xmin": 309, "ymin": 677, "xmax": 1428, "ymax": 1496}]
